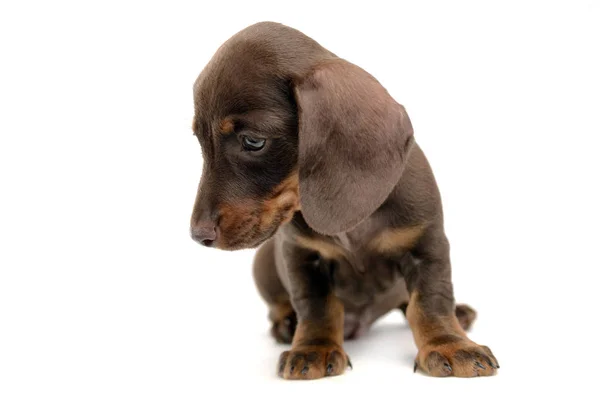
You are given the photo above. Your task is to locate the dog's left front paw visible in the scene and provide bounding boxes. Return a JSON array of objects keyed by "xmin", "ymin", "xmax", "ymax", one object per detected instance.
[
  {"xmin": 414, "ymin": 337, "xmax": 499, "ymax": 377},
  {"xmin": 277, "ymin": 343, "xmax": 351, "ymax": 380}
]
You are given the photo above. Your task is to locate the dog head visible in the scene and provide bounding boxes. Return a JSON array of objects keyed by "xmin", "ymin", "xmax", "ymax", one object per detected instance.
[{"xmin": 190, "ymin": 22, "xmax": 415, "ymax": 250}]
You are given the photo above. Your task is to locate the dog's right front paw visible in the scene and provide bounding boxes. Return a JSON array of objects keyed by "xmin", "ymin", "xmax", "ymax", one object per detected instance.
[{"xmin": 277, "ymin": 343, "xmax": 351, "ymax": 380}]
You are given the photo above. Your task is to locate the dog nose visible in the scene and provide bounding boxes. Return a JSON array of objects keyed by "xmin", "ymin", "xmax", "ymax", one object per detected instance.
[{"xmin": 191, "ymin": 220, "xmax": 218, "ymax": 247}]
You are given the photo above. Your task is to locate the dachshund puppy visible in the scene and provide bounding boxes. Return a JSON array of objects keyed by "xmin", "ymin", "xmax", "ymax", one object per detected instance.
[{"xmin": 190, "ymin": 21, "xmax": 498, "ymax": 380}]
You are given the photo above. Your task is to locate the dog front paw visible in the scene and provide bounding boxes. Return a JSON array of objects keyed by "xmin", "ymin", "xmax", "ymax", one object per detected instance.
[
  {"xmin": 414, "ymin": 337, "xmax": 499, "ymax": 377},
  {"xmin": 277, "ymin": 343, "xmax": 351, "ymax": 380}
]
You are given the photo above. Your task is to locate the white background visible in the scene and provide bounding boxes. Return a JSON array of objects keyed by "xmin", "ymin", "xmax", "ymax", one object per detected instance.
[{"xmin": 1, "ymin": 0, "xmax": 599, "ymax": 398}]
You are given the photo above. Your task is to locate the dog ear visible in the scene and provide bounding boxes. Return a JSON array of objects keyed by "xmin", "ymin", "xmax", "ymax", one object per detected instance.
[{"xmin": 293, "ymin": 58, "xmax": 415, "ymax": 235}]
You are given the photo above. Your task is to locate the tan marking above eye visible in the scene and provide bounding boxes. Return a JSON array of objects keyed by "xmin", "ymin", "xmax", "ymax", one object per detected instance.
[
  {"xmin": 219, "ymin": 118, "xmax": 235, "ymax": 134},
  {"xmin": 368, "ymin": 225, "xmax": 425, "ymax": 253}
]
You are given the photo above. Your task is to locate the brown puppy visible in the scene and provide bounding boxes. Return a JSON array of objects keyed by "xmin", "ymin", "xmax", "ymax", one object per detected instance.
[{"xmin": 190, "ymin": 22, "xmax": 498, "ymax": 380}]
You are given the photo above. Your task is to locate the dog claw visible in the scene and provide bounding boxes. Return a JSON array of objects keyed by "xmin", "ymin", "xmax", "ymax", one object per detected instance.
[
  {"xmin": 347, "ymin": 358, "xmax": 353, "ymax": 370},
  {"xmin": 301, "ymin": 365, "xmax": 309, "ymax": 375},
  {"xmin": 475, "ymin": 362, "xmax": 485, "ymax": 370},
  {"xmin": 444, "ymin": 362, "xmax": 452, "ymax": 373},
  {"xmin": 326, "ymin": 363, "xmax": 334, "ymax": 375},
  {"xmin": 413, "ymin": 361, "xmax": 418, "ymax": 373}
]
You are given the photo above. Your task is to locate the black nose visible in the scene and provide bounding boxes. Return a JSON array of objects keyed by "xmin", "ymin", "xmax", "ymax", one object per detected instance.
[{"xmin": 191, "ymin": 221, "xmax": 218, "ymax": 247}]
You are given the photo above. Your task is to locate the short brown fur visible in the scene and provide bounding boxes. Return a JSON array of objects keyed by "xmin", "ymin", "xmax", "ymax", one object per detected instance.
[
  {"xmin": 369, "ymin": 225, "xmax": 426, "ymax": 253},
  {"xmin": 219, "ymin": 118, "xmax": 235, "ymax": 134},
  {"xmin": 407, "ymin": 292, "xmax": 498, "ymax": 377},
  {"xmin": 278, "ymin": 295, "xmax": 350, "ymax": 380},
  {"xmin": 295, "ymin": 236, "xmax": 348, "ymax": 261},
  {"xmin": 190, "ymin": 21, "xmax": 498, "ymax": 380}
]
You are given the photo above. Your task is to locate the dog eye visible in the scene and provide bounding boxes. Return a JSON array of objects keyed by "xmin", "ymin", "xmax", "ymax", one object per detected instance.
[{"xmin": 242, "ymin": 135, "xmax": 266, "ymax": 151}]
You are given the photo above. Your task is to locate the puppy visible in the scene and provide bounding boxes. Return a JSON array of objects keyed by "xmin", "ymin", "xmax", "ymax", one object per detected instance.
[{"xmin": 190, "ymin": 22, "xmax": 498, "ymax": 380}]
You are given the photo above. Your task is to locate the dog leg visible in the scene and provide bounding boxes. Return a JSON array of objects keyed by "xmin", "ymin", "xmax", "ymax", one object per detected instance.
[
  {"xmin": 399, "ymin": 302, "xmax": 477, "ymax": 332},
  {"xmin": 276, "ymin": 247, "xmax": 351, "ymax": 380},
  {"xmin": 402, "ymin": 226, "xmax": 499, "ymax": 377},
  {"xmin": 252, "ymin": 239, "xmax": 297, "ymax": 344}
]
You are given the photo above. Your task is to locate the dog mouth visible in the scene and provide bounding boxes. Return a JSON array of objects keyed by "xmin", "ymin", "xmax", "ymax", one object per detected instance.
[
  {"xmin": 213, "ymin": 203, "xmax": 297, "ymax": 250},
  {"xmin": 206, "ymin": 173, "xmax": 300, "ymax": 251},
  {"xmin": 216, "ymin": 222, "xmax": 280, "ymax": 250},
  {"xmin": 215, "ymin": 211, "xmax": 291, "ymax": 250}
]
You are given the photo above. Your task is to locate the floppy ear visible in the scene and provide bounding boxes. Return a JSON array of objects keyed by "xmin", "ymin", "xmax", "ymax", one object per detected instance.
[{"xmin": 293, "ymin": 58, "xmax": 415, "ymax": 235}]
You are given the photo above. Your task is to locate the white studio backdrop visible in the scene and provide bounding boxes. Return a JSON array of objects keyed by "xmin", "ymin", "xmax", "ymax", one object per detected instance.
[{"xmin": 1, "ymin": 1, "xmax": 599, "ymax": 399}]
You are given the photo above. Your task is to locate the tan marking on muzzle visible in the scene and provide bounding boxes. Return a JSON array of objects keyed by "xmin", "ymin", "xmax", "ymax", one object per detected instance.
[{"xmin": 216, "ymin": 172, "xmax": 300, "ymax": 249}]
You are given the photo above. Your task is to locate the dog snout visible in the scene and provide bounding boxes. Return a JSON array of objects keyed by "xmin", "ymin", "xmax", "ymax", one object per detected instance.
[{"xmin": 191, "ymin": 219, "xmax": 218, "ymax": 247}]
